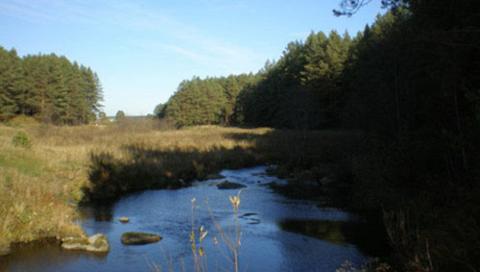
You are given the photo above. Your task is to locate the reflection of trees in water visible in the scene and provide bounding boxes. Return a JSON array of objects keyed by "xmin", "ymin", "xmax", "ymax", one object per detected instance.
[
  {"xmin": 278, "ymin": 218, "xmax": 390, "ymax": 257},
  {"xmin": 91, "ymin": 204, "xmax": 114, "ymax": 222},
  {"xmin": 79, "ymin": 202, "xmax": 114, "ymax": 221},
  {"xmin": 79, "ymin": 202, "xmax": 115, "ymax": 235},
  {"xmin": 273, "ymin": 218, "xmax": 365, "ymax": 270},
  {"xmin": 0, "ymin": 240, "xmax": 106, "ymax": 271}
]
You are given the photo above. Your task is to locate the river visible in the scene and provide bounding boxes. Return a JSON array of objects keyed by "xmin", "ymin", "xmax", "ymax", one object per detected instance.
[{"xmin": 1, "ymin": 166, "xmax": 382, "ymax": 271}]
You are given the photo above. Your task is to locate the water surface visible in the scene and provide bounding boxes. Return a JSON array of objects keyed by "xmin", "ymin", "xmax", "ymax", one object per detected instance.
[{"xmin": 1, "ymin": 166, "xmax": 375, "ymax": 271}]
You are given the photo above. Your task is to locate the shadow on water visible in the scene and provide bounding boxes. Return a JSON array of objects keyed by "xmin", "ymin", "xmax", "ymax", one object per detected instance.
[
  {"xmin": 83, "ymin": 144, "xmax": 259, "ymax": 202},
  {"xmin": 0, "ymin": 239, "xmax": 107, "ymax": 272},
  {"xmin": 2, "ymin": 166, "xmax": 385, "ymax": 271},
  {"xmin": 278, "ymin": 218, "xmax": 391, "ymax": 257},
  {"xmin": 83, "ymin": 129, "xmax": 363, "ymax": 204},
  {"xmin": 79, "ymin": 202, "xmax": 115, "ymax": 222}
]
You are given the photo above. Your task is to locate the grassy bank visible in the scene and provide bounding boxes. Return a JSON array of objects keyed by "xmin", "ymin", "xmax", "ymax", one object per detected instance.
[
  {"xmin": 0, "ymin": 120, "xmax": 363, "ymax": 256},
  {"xmin": 0, "ymin": 125, "xmax": 85, "ymax": 255}
]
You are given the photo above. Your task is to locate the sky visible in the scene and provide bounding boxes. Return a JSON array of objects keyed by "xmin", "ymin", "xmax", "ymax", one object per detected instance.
[{"xmin": 0, "ymin": 0, "xmax": 383, "ymax": 116}]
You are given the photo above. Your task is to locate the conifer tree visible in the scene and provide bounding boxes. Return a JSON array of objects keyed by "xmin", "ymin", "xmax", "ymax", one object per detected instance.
[{"xmin": 0, "ymin": 47, "xmax": 103, "ymax": 124}]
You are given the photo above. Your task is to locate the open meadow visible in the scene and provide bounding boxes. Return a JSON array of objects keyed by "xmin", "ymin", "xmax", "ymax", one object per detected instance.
[{"xmin": 0, "ymin": 118, "xmax": 359, "ymax": 256}]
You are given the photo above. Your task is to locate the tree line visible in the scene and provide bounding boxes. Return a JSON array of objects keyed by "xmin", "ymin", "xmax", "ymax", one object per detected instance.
[
  {"xmin": 159, "ymin": 0, "xmax": 480, "ymax": 270},
  {"xmin": 0, "ymin": 47, "xmax": 103, "ymax": 125},
  {"xmin": 159, "ymin": 30, "xmax": 352, "ymax": 129},
  {"xmin": 160, "ymin": 74, "xmax": 258, "ymax": 127}
]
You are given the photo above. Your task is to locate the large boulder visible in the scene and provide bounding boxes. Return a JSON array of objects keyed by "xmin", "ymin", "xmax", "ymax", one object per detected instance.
[
  {"xmin": 121, "ymin": 232, "xmax": 162, "ymax": 245},
  {"xmin": 61, "ymin": 233, "xmax": 109, "ymax": 253},
  {"xmin": 216, "ymin": 180, "xmax": 246, "ymax": 190}
]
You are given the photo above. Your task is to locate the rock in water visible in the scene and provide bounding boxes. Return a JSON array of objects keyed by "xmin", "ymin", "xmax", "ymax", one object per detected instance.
[
  {"xmin": 121, "ymin": 232, "xmax": 162, "ymax": 245},
  {"xmin": 205, "ymin": 173, "xmax": 225, "ymax": 180},
  {"xmin": 88, "ymin": 234, "xmax": 109, "ymax": 252},
  {"xmin": 216, "ymin": 180, "xmax": 246, "ymax": 190},
  {"xmin": 61, "ymin": 233, "xmax": 109, "ymax": 253},
  {"xmin": 119, "ymin": 216, "xmax": 129, "ymax": 223}
]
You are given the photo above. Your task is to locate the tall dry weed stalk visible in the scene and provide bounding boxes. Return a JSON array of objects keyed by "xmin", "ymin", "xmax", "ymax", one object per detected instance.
[{"xmin": 189, "ymin": 191, "xmax": 243, "ymax": 272}]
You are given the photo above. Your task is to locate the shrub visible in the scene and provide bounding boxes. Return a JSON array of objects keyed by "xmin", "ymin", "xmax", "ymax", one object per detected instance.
[{"xmin": 12, "ymin": 131, "xmax": 32, "ymax": 148}]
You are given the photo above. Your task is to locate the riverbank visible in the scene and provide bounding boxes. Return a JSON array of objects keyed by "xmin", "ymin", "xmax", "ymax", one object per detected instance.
[
  {"xmin": 0, "ymin": 120, "xmax": 362, "ymax": 256},
  {"xmin": 1, "ymin": 166, "xmax": 375, "ymax": 271}
]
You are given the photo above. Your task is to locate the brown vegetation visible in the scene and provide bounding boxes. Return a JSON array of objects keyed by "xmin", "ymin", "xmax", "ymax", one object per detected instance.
[{"xmin": 0, "ymin": 119, "xmax": 360, "ymax": 256}]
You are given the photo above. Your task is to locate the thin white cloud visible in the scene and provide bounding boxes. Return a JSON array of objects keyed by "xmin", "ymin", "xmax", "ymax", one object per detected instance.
[
  {"xmin": 0, "ymin": 0, "xmax": 55, "ymax": 23},
  {"xmin": 0, "ymin": 0, "xmax": 262, "ymax": 73}
]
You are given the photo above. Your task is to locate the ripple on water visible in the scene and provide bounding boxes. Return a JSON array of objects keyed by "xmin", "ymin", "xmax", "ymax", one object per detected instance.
[{"xmin": 1, "ymin": 166, "xmax": 380, "ymax": 272}]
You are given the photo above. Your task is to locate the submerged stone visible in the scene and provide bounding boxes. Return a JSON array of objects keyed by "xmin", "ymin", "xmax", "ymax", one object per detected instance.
[
  {"xmin": 61, "ymin": 233, "xmax": 109, "ymax": 253},
  {"xmin": 240, "ymin": 212, "xmax": 261, "ymax": 225},
  {"xmin": 121, "ymin": 232, "xmax": 162, "ymax": 245},
  {"xmin": 206, "ymin": 173, "xmax": 225, "ymax": 180},
  {"xmin": 216, "ymin": 180, "xmax": 246, "ymax": 190}
]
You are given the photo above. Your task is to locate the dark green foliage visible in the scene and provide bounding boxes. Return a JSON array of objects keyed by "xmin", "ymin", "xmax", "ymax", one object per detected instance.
[
  {"xmin": 164, "ymin": 77, "xmax": 227, "ymax": 127},
  {"xmin": 162, "ymin": 31, "xmax": 352, "ymax": 129},
  {"xmin": 157, "ymin": 1, "xmax": 480, "ymax": 269},
  {"xmin": 338, "ymin": 2, "xmax": 480, "ymax": 271},
  {"xmin": 0, "ymin": 47, "xmax": 103, "ymax": 125},
  {"xmin": 235, "ymin": 31, "xmax": 352, "ymax": 129},
  {"xmin": 153, "ymin": 103, "xmax": 166, "ymax": 118},
  {"xmin": 163, "ymin": 74, "xmax": 258, "ymax": 127},
  {"xmin": 115, "ymin": 110, "xmax": 126, "ymax": 121},
  {"xmin": 0, "ymin": 48, "xmax": 23, "ymax": 121}
]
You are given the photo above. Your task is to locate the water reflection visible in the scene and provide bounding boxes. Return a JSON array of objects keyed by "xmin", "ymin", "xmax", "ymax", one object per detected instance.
[
  {"xmin": 80, "ymin": 202, "xmax": 115, "ymax": 222},
  {"xmin": 280, "ymin": 219, "xmax": 349, "ymax": 244},
  {"xmin": 2, "ymin": 166, "xmax": 383, "ymax": 272},
  {"xmin": 0, "ymin": 240, "xmax": 106, "ymax": 272},
  {"xmin": 279, "ymin": 219, "xmax": 390, "ymax": 257}
]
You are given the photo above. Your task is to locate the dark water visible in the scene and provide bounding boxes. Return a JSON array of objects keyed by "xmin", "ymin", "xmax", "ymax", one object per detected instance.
[{"xmin": 1, "ymin": 166, "xmax": 380, "ymax": 272}]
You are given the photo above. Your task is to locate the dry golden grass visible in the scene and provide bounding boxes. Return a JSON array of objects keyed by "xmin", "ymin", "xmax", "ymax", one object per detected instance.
[
  {"xmin": 0, "ymin": 119, "xmax": 360, "ymax": 255},
  {"xmin": 0, "ymin": 121, "xmax": 272, "ymax": 254},
  {"xmin": 0, "ymin": 125, "xmax": 85, "ymax": 254}
]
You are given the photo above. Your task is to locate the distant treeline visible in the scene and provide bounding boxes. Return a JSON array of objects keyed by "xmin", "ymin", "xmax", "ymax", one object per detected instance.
[
  {"xmin": 160, "ymin": 29, "xmax": 352, "ymax": 129},
  {"xmin": 160, "ymin": 1, "xmax": 480, "ymax": 270},
  {"xmin": 0, "ymin": 47, "xmax": 103, "ymax": 125},
  {"xmin": 160, "ymin": 74, "xmax": 258, "ymax": 127}
]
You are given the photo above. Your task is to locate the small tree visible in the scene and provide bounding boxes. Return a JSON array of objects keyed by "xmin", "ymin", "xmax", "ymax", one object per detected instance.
[
  {"xmin": 115, "ymin": 110, "xmax": 126, "ymax": 121},
  {"xmin": 97, "ymin": 111, "xmax": 110, "ymax": 125}
]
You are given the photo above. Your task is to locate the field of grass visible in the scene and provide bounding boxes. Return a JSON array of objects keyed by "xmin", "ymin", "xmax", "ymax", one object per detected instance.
[{"xmin": 0, "ymin": 118, "xmax": 361, "ymax": 256}]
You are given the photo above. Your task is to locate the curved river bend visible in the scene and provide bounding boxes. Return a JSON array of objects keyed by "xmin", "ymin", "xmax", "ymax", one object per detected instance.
[{"xmin": 1, "ymin": 166, "xmax": 377, "ymax": 271}]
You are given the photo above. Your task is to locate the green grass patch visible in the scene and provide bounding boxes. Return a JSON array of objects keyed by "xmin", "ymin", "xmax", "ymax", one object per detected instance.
[{"xmin": 0, "ymin": 151, "xmax": 44, "ymax": 177}]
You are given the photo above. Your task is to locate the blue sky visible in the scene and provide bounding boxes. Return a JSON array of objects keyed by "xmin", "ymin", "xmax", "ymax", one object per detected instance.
[{"xmin": 0, "ymin": 0, "xmax": 383, "ymax": 116}]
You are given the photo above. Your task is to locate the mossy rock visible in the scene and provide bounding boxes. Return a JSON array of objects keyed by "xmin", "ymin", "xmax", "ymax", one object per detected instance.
[
  {"xmin": 216, "ymin": 180, "xmax": 246, "ymax": 190},
  {"xmin": 88, "ymin": 234, "xmax": 109, "ymax": 251},
  {"xmin": 61, "ymin": 233, "xmax": 109, "ymax": 253},
  {"xmin": 121, "ymin": 232, "xmax": 162, "ymax": 245}
]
